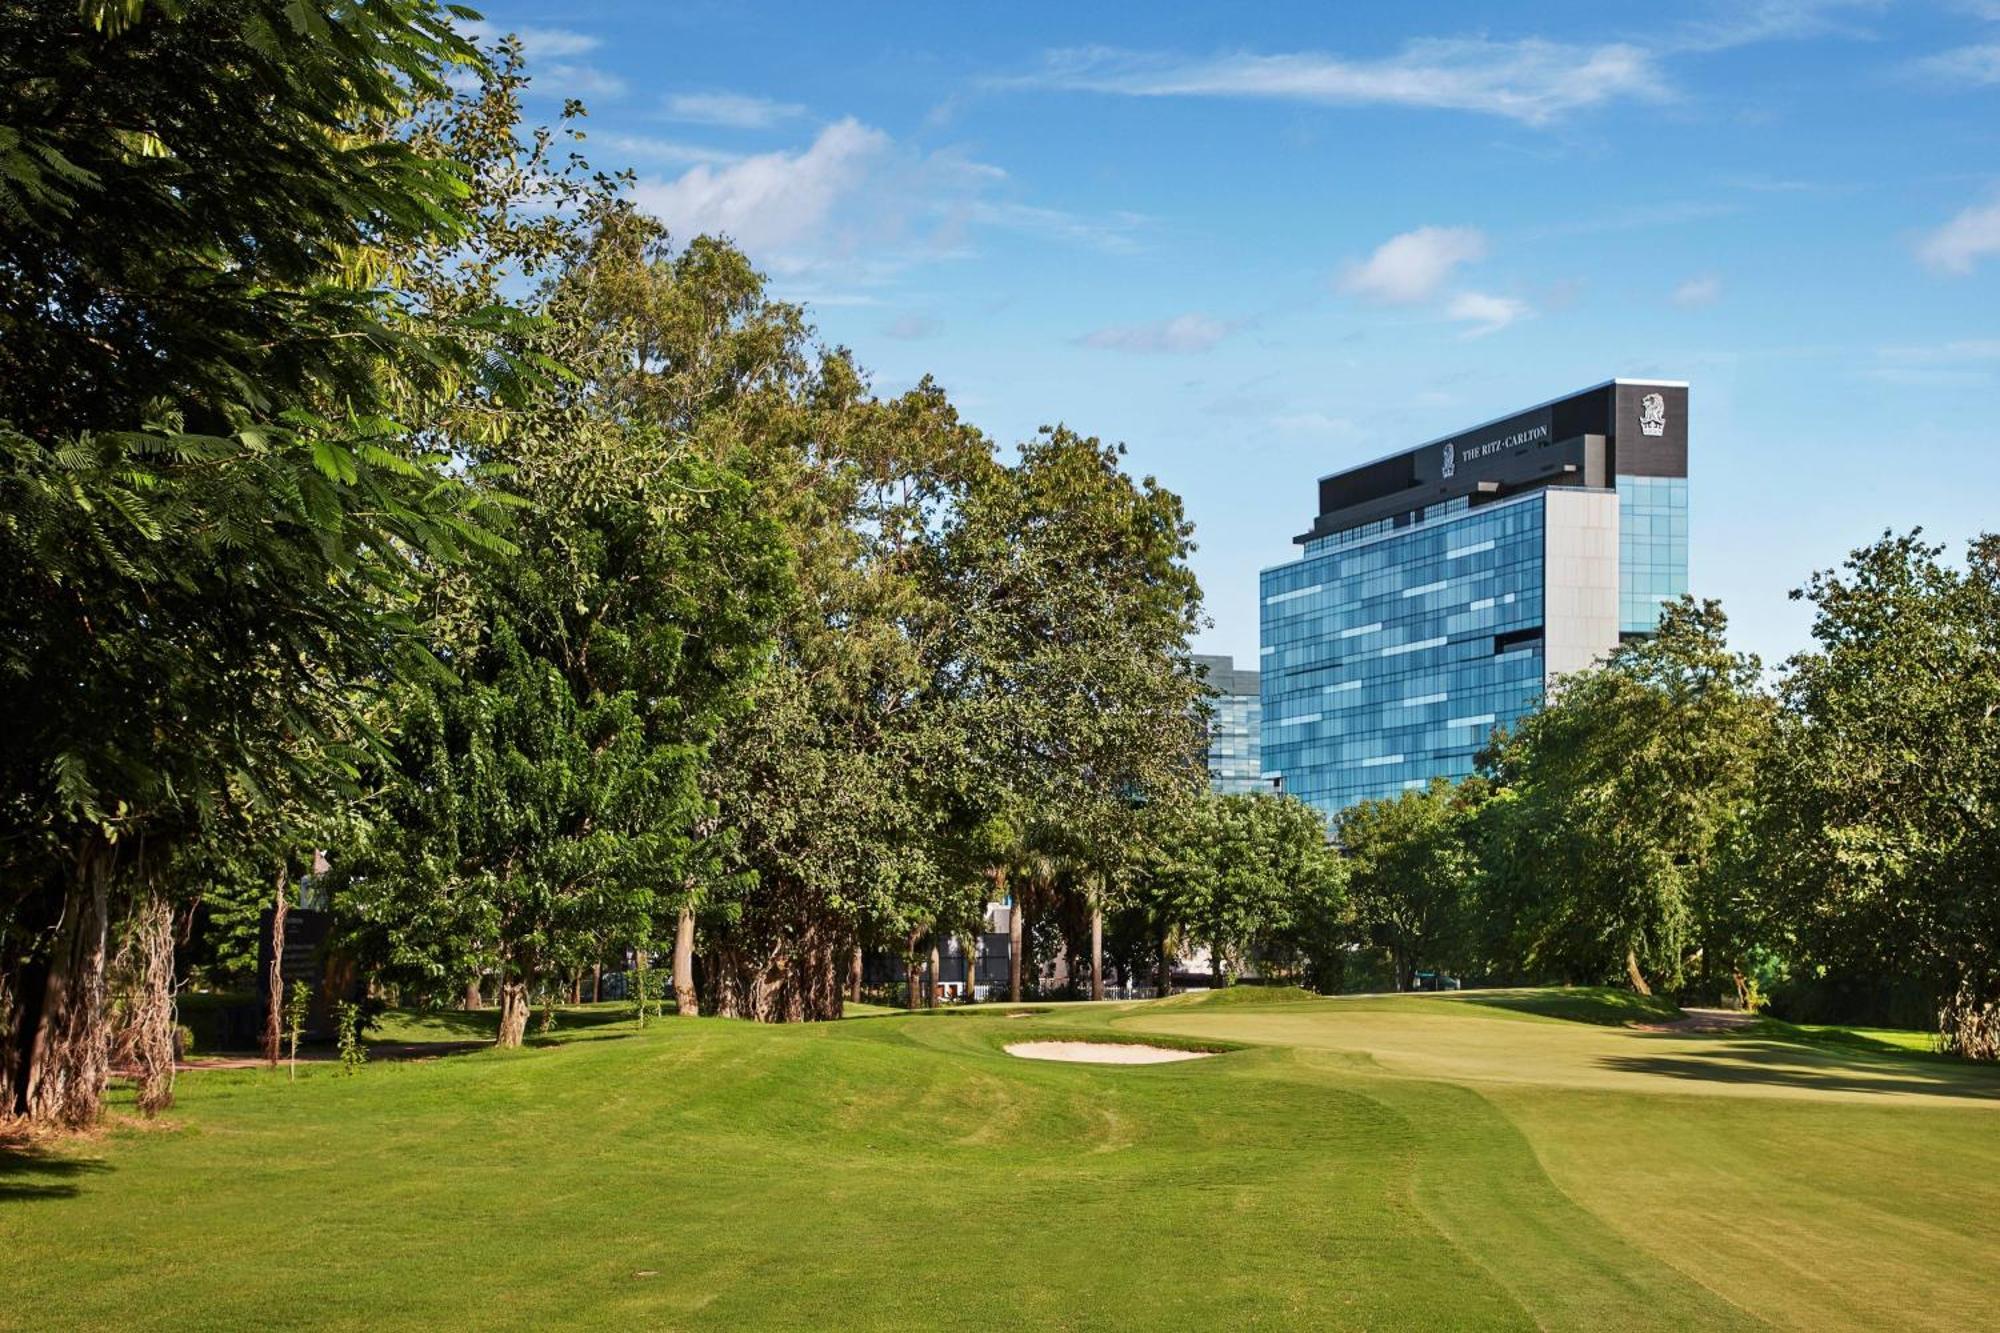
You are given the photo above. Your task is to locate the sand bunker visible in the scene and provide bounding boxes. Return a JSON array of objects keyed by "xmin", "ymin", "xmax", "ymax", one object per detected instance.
[{"xmin": 1004, "ymin": 1040, "xmax": 1214, "ymax": 1065}]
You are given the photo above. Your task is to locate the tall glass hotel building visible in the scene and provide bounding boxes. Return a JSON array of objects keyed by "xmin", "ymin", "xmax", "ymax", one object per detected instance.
[{"xmin": 1259, "ymin": 380, "xmax": 1688, "ymax": 816}]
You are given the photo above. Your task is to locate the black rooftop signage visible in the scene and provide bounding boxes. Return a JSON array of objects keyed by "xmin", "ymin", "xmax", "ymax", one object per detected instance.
[{"xmin": 1298, "ymin": 380, "xmax": 1686, "ymax": 545}]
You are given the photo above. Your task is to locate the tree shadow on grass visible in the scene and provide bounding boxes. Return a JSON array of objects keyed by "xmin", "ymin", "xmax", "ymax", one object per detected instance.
[
  {"xmin": 1451, "ymin": 987, "xmax": 1683, "ymax": 1027},
  {"xmin": 0, "ymin": 1147, "xmax": 110, "ymax": 1201},
  {"xmin": 1599, "ymin": 1038, "xmax": 2000, "ymax": 1102}
]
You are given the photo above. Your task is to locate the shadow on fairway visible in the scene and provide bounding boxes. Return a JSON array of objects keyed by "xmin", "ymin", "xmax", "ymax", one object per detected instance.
[
  {"xmin": 1451, "ymin": 987, "xmax": 1683, "ymax": 1027},
  {"xmin": 1600, "ymin": 1039, "xmax": 2000, "ymax": 1102},
  {"xmin": 0, "ymin": 1147, "xmax": 110, "ymax": 1200}
]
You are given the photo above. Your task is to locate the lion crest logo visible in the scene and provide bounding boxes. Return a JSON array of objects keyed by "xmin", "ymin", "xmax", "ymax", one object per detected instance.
[
  {"xmin": 1441, "ymin": 441, "xmax": 1456, "ymax": 479},
  {"xmin": 1639, "ymin": 392, "xmax": 1667, "ymax": 438}
]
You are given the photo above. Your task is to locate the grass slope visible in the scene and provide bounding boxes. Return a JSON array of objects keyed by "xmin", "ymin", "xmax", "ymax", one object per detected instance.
[{"xmin": 4, "ymin": 989, "xmax": 1998, "ymax": 1330}]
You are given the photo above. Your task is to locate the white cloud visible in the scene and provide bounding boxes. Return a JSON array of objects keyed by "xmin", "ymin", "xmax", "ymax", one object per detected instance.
[
  {"xmin": 664, "ymin": 92, "xmax": 808, "ymax": 129},
  {"xmin": 1916, "ymin": 194, "xmax": 2000, "ymax": 274},
  {"xmin": 598, "ymin": 134, "xmax": 743, "ymax": 168},
  {"xmin": 1078, "ymin": 313, "xmax": 1234, "ymax": 354},
  {"xmin": 962, "ymin": 201, "xmax": 1147, "ymax": 253},
  {"xmin": 1670, "ymin": 0, "xmax": 1885, "ymax": 53},
  {"xmin": 625, "ymin": 120, "xmax": 1137, "ymax": 291},
  {"xmin": 458, "ymin": 22, "xmax": 625, "ymax": 100},
  {"xmin": 1340, "ymin": 226, "xmax": 1487, "ymax": 305},
  {"xmin": 544, "ymin": 64, "xmax": 628, "ymax": 99},
  {"xmin": 463, "ymin": 23, "xmax": 601, "ymax": 58},
  {"xmin": 1446, "ymin": 291, "xmax": 1532, "ymax": 337},
  {"xmin": 1012, "ymin": 39, "xmax": 1668, "ymax": 125},
  {"xmin": 1911, "ymin": 43, "xmax": 2000, "ymax": 86},
  {"xmin": 631, "ymin": 118, "xmax": 889, "ymax": 253},
  {"xmin": 1671, "ymin": 274, "xmax": 1723, "ymax": 307}
]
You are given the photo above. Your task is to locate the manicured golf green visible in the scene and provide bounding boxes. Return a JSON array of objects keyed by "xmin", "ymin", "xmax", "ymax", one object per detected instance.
[{"xmin": 5, "ymin": 988, "xmax": 1998, "ymax": 1330}]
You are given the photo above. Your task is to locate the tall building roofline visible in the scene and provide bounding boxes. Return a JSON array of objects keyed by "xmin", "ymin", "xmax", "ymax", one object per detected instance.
[{"xmin": 1312, "ymin": 378, "xmax": 1688, "ymax": 485}]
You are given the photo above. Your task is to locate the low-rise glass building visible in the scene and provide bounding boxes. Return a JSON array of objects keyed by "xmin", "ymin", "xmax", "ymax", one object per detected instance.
[
  {"xmin": 1193, "ymin": 653, "xmax": 1264, "ymax": 794},
  {"xmin": 1259, "ymin": 380, "xmax": 1688, "ymax": 817}
]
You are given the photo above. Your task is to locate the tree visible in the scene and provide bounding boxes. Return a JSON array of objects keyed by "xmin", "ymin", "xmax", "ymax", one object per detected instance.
[
  {"xmin": 1339, "ymin": 780, "xmax": 1480, "ymax": 992},
  {"xmin": 345, "ymin": 207, "xmax": 789, "ymax": 1045},
  {"xmin": 947, "ymin": 428, "xmax": 1210, "ymax": 1002},
  {"xmin": 1132, "ymin": 790, "xmax": 1343, "ymax": 991},
  {"xmin": 1759, "ymin": 532, "xmax": 2000, "ymax": 1056},
  {"xmin": 1478, "ymin": 598, "xmax": 1773, "ymax": 995},
  {"xmin": 0, "ymin": 0, "xmax": 521, "ymax": 1126}
]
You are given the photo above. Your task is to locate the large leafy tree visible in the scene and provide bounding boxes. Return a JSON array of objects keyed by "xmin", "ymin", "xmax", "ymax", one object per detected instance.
[
  {"xmin": 1760, "ymin": 531, "xmax": 2000, "ymax": 1056},
  {"xmin": 1143, "ymin": 791, "xmax": 1342, "ymax": 990},
  {"xmin": 947, "ymin": 428, "xmax": 1210, "ymax": 1002},
  {"xmin": 1338, "ymin": 779, "xmax": 1481, "ymax": 992},
  {"xmin": 1479, "ymin": 598, "xmax": 1774, "ymax": 995},
  {"xmin": 0, "ymin": 0, "xmax": 519, "ymax": 1125},
  {"xmin": 345, "ymin": 203, "xmax": 790, "ymax": 1045}
]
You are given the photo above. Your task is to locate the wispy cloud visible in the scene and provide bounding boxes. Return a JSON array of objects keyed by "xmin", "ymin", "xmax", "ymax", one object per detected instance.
[
  {"xmin": 1672, "ymin": 274, "xmax": 1724, "ymax": 307},
  {"xmin": 626, "ymin": 120, "xmax": 1142, "ymax": 291},
  {"xmin": 883, "ymin": 312, "xmax": 941, "ymax": 340},
  {"xmin": 1446, "ymin": 291, "xmax": 1531, "ymax": 338},
  {"xmin": 631, "ymin": 118, "xmax": 890, "ymax": 254},
  {"xmin": 1078, "ymin": 313, "xmax": 1235, "ymax": 354},
  {"xmin": 1669, "ymin": 0, "xmax": 1885, "ymax": 54},
  {"xmin": 1909, "ymin": 43, "xmax": 2000, "ymax": 86},
  {"xmin": 463, "ymin": 23, "xmax": 601, "ymax": 58},
  {"xmin": 462, "ymin": 22, "xmax": 626, "ymax": 100},
  {"xmin": 1870, "ymin": 339, "xmax": 2000, "ymax": 385},
  {"xmin": 1878, "ymin": 338, "xmax": 2000, "ymax": 363},
  {"xmin": 663, "ymin": 92, "xmax": 808, "ymax": 129},
  {"xmin": 963, "ymin": 200, "xmax": 1149, "ymax": 253},
  {"xmin": 598, "ymin": 134, "xmax": 743, "ymax": 168},
  {"xmin": 1005, "ymin": 39, "xmax": 1669, "ymax": 126},
  {"xmin": 1270, "ymin": 411, "xmax": 1357, "ymax": 438},
  {"xmin": 1916, "ymin": 193, "xmax": 2000, "ymax": 274},
  {"xmin": 1527, "ymin": 200, "xmax": 1739, "ymax": 240},
  {"xmin": 543, "ymin": 64, "xmax": 628, "ymax": 100},
  {"xmin": 1340, "ymin": 226, "xmax": 1487, "ymax": 305}
]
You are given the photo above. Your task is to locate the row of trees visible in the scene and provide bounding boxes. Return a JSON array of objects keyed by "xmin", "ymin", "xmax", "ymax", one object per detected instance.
[
  {"xmin": 1339, "ymin": 544, "xmax": 1999, "ymax": 1059},
  {"xmin": 0, "ymin": 2, "xmax": 1261, "ymax": 1128}
]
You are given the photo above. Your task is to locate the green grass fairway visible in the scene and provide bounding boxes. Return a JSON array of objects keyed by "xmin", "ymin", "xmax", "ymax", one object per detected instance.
[{"xmin": 6, "ymin": 989, "xmax": 1998, "ymax": 1330}]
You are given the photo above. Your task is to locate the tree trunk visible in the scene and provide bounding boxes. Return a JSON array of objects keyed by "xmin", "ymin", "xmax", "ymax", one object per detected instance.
[
  {"xmin": 592, "ymin": 963, "xmax": 602, "ymax": 1004},
  {"xmin": 1009, "ymin": 896, "xmax": 1025, "ymax": 1003},
  {"xmin": 463, "ymin": 976, "xmax": 483, "ymax": 1010},
  {"xmin": 124, "ymin": 889, "xmax": 177, "ymax": 1116},
  {"xmin": 26, "ymin": 842, "xmax": 113, "ymax": 1128},
  {"xmin": 496, "ymin": 976, "xmax": 531, "ymax": 1048},
  {"xmin": 1212, "ymin": 933, "xmax": 1225, "ymax": 990},
  {"xmin": 961, "ymin": 934, "xmax": 979, "ymax": 1004},
  {"xmin": 263, "ymin": 864, "xmax": 287, "ymax": 1068},
  {"xmin": 929, "ymin": 942, "xmax": 942, "ymax": 1008},
  {"xmin": 904, "ymin": 929, "xmax": 924, "ymax": 1011},
  {"xmin": 674, "ymin": 905, "xmax": 698, "ymax": 1017},
  {"xmin": 1625, "ymin": 946, "xmax": 1653, "ymax": 997},
  {"xmin": 1091, "ymin": 907, "xmax": 1104, "ymax": 1002},
  {"xmin": 1156, "ymin": 930, "xmax": 1173, "ymax": 1000},
  {"xmin": 849, "ymin": 944, "xmax": 863, "ymax": 1003}
]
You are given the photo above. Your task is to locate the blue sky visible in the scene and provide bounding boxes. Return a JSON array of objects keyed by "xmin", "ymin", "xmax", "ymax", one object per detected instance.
[{"xmin": 468, "ymin": 0, "xmax": 2000, "ymax": 669}]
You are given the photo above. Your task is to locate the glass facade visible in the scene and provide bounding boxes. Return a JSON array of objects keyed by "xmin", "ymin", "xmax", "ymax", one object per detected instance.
[
  {"xmin": 1617, "ymin": 474, "xmax": 1689, "ymax": 634},
  {"xmin": 1194, "ymin": 654, "xmax": 1264, "ymax": 794},
  {"xmin": 1260, "ymin": 492, "xmax": 1550, "ymax": 814}
]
